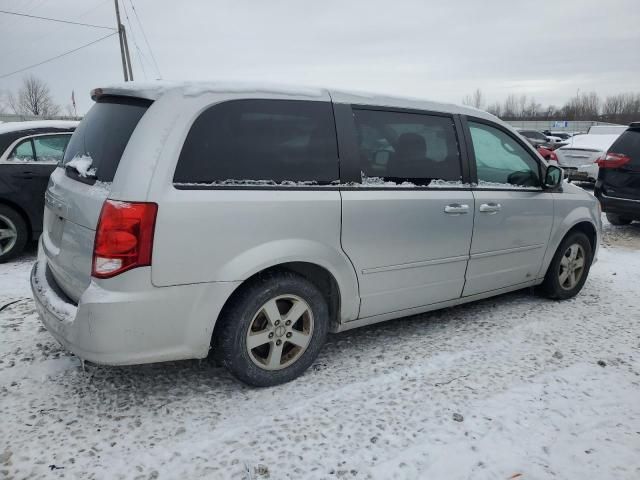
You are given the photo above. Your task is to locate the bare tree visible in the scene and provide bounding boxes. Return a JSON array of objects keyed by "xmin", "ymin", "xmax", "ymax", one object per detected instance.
[
  {"xmin": 602, "ymin": 93, "xmax": 640, "ymax": 123},
  {"xmin": 462, "ymin": 88, "xmax": 485, "ymax": 109},
  {"xmin": 64, "ymin": 104, "xmax": 77, "ymax": 118},
  {"xmin": 503, "ymin": 94, "xmax": 519, "ymax": 118},
  {"xmin": 544, "ymin": 105, "xmax": 559, "ymax": 119},
  {"xmin": 562, "ymin": 91, "xmax": 600, "ymax": 120},
  {"xmin": 8, "ymin": 75, "xmax": 61, "ymax": 117},
  {"xmin": 486, "ymin": 101, "xmax": 502, "ymax": 117}
]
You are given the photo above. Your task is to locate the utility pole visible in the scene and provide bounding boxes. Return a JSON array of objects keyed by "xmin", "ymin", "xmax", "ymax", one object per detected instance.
[
  {"xmin": 113, "ymin": 0, "xmax": 133, "ymax": 81},
  {"xmin": 122, "ymin": 26, "xmax": 134, "ymax": 80}
]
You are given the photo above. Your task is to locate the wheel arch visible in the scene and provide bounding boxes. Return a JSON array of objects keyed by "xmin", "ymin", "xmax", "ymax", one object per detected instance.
[
  {"xmin": 539, "ymin": 213, "xmax": 599, "ymax": 280},
  {"xmin": 566, "ymin": 221, "xmax": 597, "ymax": 253},
  {"xmin": 211, "ymin": 260, "xmax": 350, "ymax": 353}
]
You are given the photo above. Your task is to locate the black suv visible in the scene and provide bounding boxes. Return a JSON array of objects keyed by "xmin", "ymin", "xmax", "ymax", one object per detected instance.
[
  {"xmin": 595, "ymin": 122, "xmax": 640, "ymax": 225},
  {"xmin": 0, "ymin": 121, "xmax": 77, "ymax": 261}
]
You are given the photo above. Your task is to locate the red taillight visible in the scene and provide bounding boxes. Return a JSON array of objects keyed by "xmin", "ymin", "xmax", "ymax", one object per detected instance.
[
  {"xmin": 596, "ymin": 152, "xmax": 631, "ymax": 169},
  {"xmin": 549, "ymin": 151, "xmax": 558, "ymax": 163},
  {"xmin": 92, "ymin": 200, "xmax": 158, "ymax": 279}
]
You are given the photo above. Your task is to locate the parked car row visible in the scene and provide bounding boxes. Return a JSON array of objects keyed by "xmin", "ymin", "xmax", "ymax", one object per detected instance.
[
  {"xmin": 0, "ymin": 121, "xmax": 78, "ymax": 261},
  {"xmin": 595, "ymin": 122, "xmax": 640, "ymax": 225},
  {"xmin": 515, "ymin": 124, "xmax": 631, "ymax": 184},
  {"xmin": 26, "ymin": 82, "xmax": 601, "ymax": 386}
]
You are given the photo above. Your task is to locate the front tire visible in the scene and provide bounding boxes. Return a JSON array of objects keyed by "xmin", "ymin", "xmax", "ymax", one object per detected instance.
[
  {"xmin": 216, "ymin": 271, "xmax": 329, "ymax": 387},
  {"xmin": 606, "ymin": 213, "xmax": 632, "ymax": 226},
  {"xmin": 0, "ymin": 205, "xmax": 28, "ymax": 263},
  {"xmin": 540, "ymin": 231, "xmax": 593, "ymax": 300}
]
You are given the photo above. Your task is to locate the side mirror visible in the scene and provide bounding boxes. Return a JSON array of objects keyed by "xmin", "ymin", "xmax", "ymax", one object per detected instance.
[{"xmin": 544, "ymin": 165, "xmax": 563, "ymax": 188}]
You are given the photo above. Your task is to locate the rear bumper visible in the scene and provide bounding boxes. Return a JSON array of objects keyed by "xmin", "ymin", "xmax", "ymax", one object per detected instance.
[
  {"xmin": 31, "ymin": 239, "xmax": 240, "ymax": 365},
  {"xmin": 595, "ymin": 189, "xmax": 640, "ymax": 219}
]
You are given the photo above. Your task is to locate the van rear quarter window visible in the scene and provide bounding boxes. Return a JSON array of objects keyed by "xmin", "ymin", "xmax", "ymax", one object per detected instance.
[
  {"xmin": 63, "ymin": 96, "xmax": 152, "ymax": 182},
  {"xmin": 173, "ymin": 99, "xmax": 339, "ymax": 185}
]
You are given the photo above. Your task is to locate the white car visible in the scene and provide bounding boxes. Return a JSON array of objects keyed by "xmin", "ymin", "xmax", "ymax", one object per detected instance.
[{"xmin": 555, "ymin": 134, "xmax": 621, "ymax": 182}]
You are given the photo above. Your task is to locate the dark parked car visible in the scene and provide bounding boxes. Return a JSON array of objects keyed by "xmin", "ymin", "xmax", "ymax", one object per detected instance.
[
  {"xmin": 595, "ymin": 122, "xmax": 640, "ymax": 225},
  {"xmin": 0, "ymin": 121, "xmax": 78, "ymax": 261},
  {"xmin": 517, "ymin": 129, "xmax": 552, "ymax": 148}
]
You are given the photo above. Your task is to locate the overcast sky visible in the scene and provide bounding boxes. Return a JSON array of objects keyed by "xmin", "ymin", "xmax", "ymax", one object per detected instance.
[{"xmin": 1, "ymin": 0, "xmax": 638, "ymax": 115}]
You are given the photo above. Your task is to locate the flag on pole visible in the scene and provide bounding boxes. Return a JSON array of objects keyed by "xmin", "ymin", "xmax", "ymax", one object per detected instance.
[{"xmin": 71, "ymin": 90, "xmax": 77, "ymax": 117}]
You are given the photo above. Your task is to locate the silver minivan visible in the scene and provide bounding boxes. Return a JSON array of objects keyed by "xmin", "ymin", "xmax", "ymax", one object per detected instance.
[{"xmin": 31, "ymin": 82, "xmax": 601, "ymax": 386}]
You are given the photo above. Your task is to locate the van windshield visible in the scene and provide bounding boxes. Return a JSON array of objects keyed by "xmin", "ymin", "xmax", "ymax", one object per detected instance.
[{"xmin": 63, "ymin": 96, "xmax": 152, "ymax": 182}]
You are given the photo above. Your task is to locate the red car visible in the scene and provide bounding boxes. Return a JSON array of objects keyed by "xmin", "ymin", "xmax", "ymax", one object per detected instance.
[{"xmin": 537, "ymin": 146, "xmax": 558, "ymax": 164}]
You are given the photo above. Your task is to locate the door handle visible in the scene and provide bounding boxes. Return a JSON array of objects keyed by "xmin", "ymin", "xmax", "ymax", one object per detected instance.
[
  {"xmin": 479, "ymin": 203, "xmax": 502, "ymax": 213},
  {"xmin": 444, "ymin": 203, "xmax": 470, "ymax": 214}
]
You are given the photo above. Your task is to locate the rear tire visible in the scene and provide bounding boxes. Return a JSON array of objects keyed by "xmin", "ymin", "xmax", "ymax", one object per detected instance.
[
  {"xmin": 606, "ymin": 213, "xmax": 632, "ymax": 226},
  {"xmin": 215, "ymin": 271, "xmax": 329, "ymax": 387},
  {"xmin": 540, "ymin": 231, "xmax": 593, "ymax": 300},
  {"xmin": 0, "ymin": 205, "xmax": 28, "ymax": 263}
]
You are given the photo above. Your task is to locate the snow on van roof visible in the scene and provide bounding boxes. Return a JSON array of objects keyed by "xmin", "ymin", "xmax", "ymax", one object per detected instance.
[
  {"xmin": 0, "ymin": 120, "xmax": 78, "ymax": 135},
  {"xmin": 92, "ymin": 81, "xmax": 327, "ymax": 101},
  {"xmin": 91, "ymin": 80, "xmax": 498, "ymax": 122}
]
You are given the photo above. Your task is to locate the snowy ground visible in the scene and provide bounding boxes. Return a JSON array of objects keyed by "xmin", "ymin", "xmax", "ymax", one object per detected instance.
[{"xmin": 1, "ymin": 218, "xmax": 639, "ymax": 480}]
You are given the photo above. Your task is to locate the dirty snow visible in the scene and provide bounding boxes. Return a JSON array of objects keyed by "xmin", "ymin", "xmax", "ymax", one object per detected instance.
[{"xmin": 1, "ymin": 218, "xmax": 639, "ymax": 479}]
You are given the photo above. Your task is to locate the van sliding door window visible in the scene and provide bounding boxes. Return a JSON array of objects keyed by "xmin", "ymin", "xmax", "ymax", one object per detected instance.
[{"xmin": 352, "ymin": 109, "xmax": 462, "ymax": 186}]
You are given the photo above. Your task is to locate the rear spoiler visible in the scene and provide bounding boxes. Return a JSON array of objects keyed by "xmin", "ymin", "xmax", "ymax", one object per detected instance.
[
  {"xmin": 91, "ymin": 85, "xmax": 162, "ymax": 102},
  {"xmin": 629, "ymin": 121, "xmax": 640, "ymax": 129}
]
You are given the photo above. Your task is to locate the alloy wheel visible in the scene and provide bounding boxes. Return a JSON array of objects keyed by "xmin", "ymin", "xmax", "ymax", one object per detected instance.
[
  {"xmin": 246, "ymin": 295, "xmax": 314, "ymax": 370},
  {"xmin": 0, "ymin": 214, "xmax": 18, "ymax": 256},
  {"xmin": 558, "ymin": 243, "xmax": 585, "ymax": 290}
]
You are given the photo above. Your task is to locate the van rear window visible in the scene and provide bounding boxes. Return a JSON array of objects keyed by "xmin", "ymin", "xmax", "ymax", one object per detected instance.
[{"xmin": 63, "ymin": 96, "xmax": 151, "ymax": 182}]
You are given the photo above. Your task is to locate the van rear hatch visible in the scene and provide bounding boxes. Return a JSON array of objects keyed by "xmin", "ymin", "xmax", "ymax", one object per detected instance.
[{"xmin": 42, "ymin": 96, "xmax": 152, "ymax": 302}]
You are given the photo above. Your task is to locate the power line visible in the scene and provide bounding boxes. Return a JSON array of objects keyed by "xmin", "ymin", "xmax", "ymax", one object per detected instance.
[
  {"xmin": 128, "ymin": 0, "xmax": 161, "ymax": 78},
  {"xmin": 0, "ymin": 32, "xmax": 118, "ymax": 79},
  {"xmin": 121, "ymin": 0, "xmax": 148, "ymax": 80},
  {"xmin": 0, "ymin": 9, "xmax": 116, "ymax": 31},
  {"xmin": 4, "ymin": 0, "xmax": 113, "ymax": 57}
]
